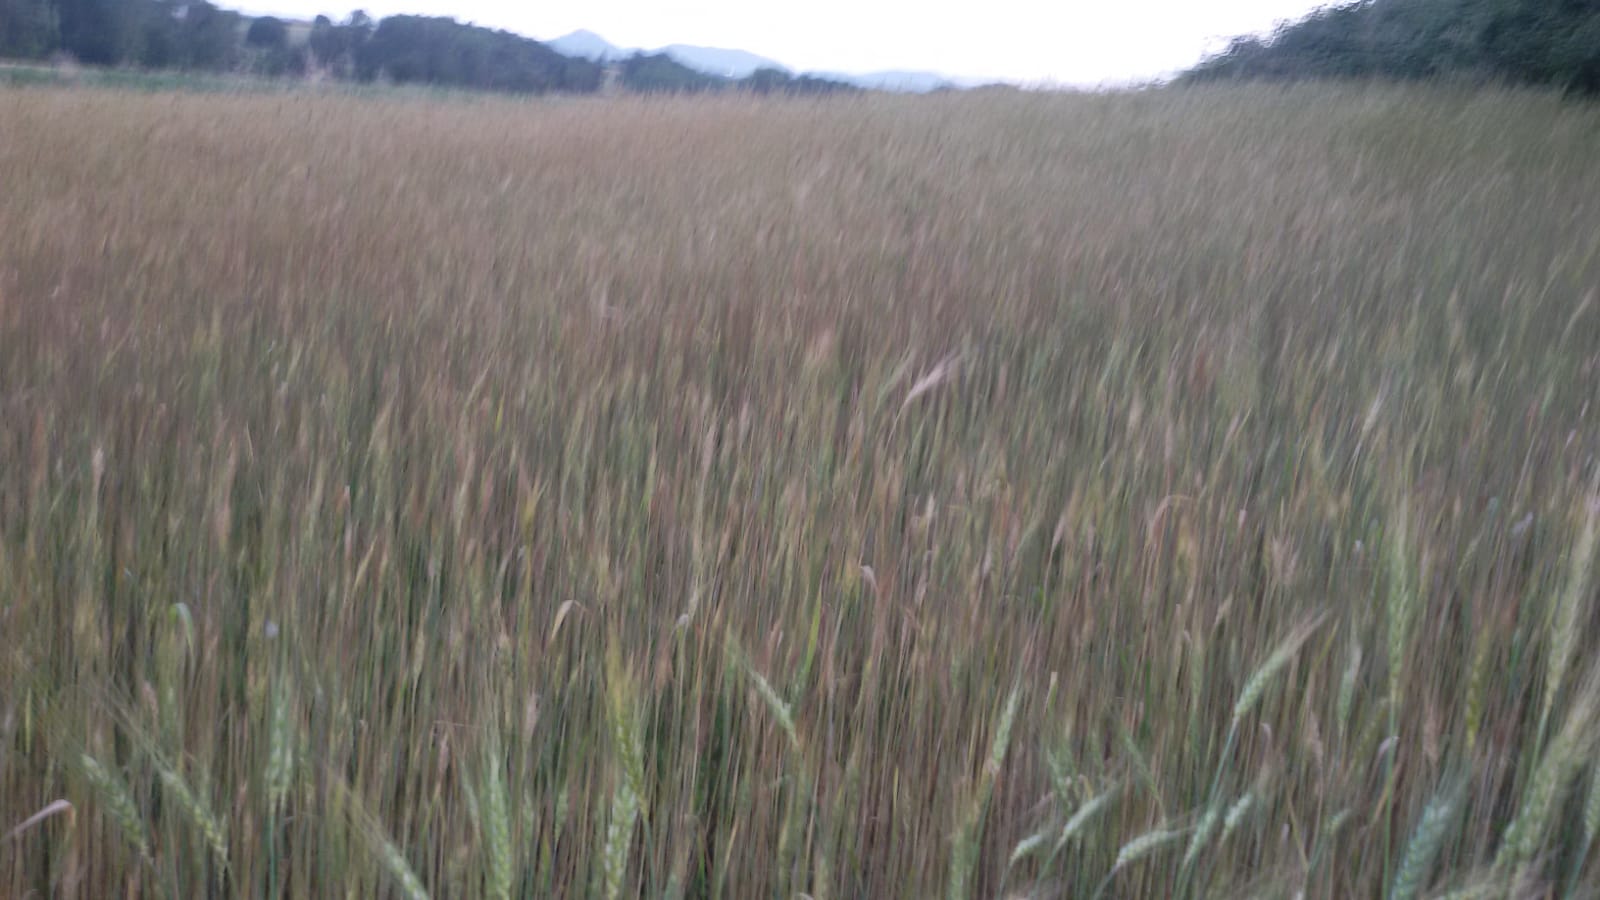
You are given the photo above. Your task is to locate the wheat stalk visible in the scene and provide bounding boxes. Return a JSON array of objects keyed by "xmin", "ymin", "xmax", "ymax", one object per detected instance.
[{"xmin": 5, "ymin": 799, "xmax": 73, "ymax": 842}]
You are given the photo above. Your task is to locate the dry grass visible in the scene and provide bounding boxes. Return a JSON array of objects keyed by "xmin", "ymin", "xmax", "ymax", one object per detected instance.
[{"xmin": 2, "ymin": 82, "xmax": 1599, "ymax": 897}]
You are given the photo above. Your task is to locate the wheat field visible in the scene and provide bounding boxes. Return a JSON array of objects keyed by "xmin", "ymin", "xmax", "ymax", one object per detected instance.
[{"xmin": 2, "ymin": 83, "xmax": 1599, "ymax": 898}]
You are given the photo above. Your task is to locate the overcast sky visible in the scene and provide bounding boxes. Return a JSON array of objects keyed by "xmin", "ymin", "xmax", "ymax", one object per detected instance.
[{"xmin": 238, "ymin": 0, "xmax": 1336, "ymax": 86}]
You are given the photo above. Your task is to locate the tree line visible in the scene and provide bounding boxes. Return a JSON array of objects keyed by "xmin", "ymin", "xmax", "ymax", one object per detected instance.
[
  {"xmin": 2, "ymin": 0, "xmax": 251, "ymax": 70},
  {"xmin": 1184, "ymin": 0, "xmax": 1600, "ymax": 95},
  {"xmin": 0, "ymin": 2, "xmax": 858, "ymax": 95},
  {"xmin": 618, "ymin": 53, "xmax": 856, "ymax": 95}
]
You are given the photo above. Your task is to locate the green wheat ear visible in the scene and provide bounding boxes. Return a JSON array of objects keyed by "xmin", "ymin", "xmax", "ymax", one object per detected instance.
[
  {"xmin": 154, "ymin": 761, "xmax": 229, "ymax": 870},
  {"xmin": 1010, "ymin": 828, "xmax": 1050, "ymax": 866},
  {"xmin": 1058, "ymin": 783, "xmax": 1119, "ymax": 846},
  {"xmin": 1386, "ymin": 500, "xmax": 1418, "ymax": 733},
  {"xmin": 1463, "ymin": 629, "xmax": 1492, "ymax": 753},
  {"xmin": 1233, "ymin": 613, "xmax": 1328, "ymax": 726},
  {"xmin": 602, "ymin": 644, "xmax": 645, "ymax": 900},
  {"xmin": 1338, "ymin": 641, "xmax": 1363, "ymax": 738},
  {"xmin": 948, "ymin": 682, "xmax": 1022, "ymax": 900},
  {"xmin": 481, "ymin": 730, "xmax": 513, "ymax": 900},
  {"xmin": 1389, "ymin": 777, "xmax": 1466, "ymax": 900},
  {"xmin": 1585, "ymin": 767, "xmax": 1600, "ymax": 850},
  {"xmin": 730, "ymin": 637, "xmax": 800, "ymax": 752},
  {"xmin": 374, "ymin": 831, "xmax": 431, "ymax": 900},
  {"xmin": 1113, "ymin": 826, "xmax": 1184, "ymax": 871},
  {"xmin": 1180, "ymin": 801, "xmax": 1221, "ymax": 873},
  {"xmin": 1221, "ymin": 793, "xmax": 1254, "ymax": 842},
  {"xmin": 601, "ymin": 775, "xmax": 640, "ymax": 900},
  {"xmin": 79, "ymin": 753, "xmax": 147, "ymax": 858},
  {"xmin": 264, "ymin": 677, "xmax": 296, "ymax": 813},
  {"xmin": 1540, "ymin": 494, "xmax": 1596, "ymax": 744},
  {"xmin": 1094, "ymin": 824, "xmax": 1184, "ymax": 898},
  {"xmin": 1497, "ymin": 672, "xmax": 1600, "ymax": 871},
  {"xmin": 335, "ymin": 776, "xmax": 430, "ymax": 900}
]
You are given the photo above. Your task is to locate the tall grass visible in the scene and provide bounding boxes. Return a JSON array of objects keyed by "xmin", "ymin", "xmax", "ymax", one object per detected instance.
[{"xmin": 2, "ymin": 82, "xmax": 1599, "ymax": 896}]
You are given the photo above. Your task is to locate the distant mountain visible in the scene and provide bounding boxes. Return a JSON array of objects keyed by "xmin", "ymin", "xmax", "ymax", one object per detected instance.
[
  {"xmin": 546, "ymin": 29, "xmax": 629, "ymax": 61},
  {"xmin": 658, "ymin": 44, "xmax": 787, "ymax": 79},
  {"xmin": 544, "ymin": 29, "xmax": 963, "ymax": 92}
]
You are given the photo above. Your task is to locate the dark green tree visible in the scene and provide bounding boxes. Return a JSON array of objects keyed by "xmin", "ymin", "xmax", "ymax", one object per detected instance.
[
  {"xmin": 0, "ymin": 0, "xmax": 628, "ymax": 95},
  {"xmin": 355, "ymin": 14, "xmax": 599, "ymax": 93},
  {"xmin": 245, "ymin": 16, "xmax": 288, "ymax": 50},
  {"xmin": 179, "ymin": 0, "xmax": 240, "ymax": 71},
  {"xmin": 1186, "ymin": 0, "xmax": 1600, "ymax": 95},
  {"xmin": 743, "ymin": 66, "xmax": 793, "ymax": 94},
  {"xmin": 56, "ymin": 0, "xmax": 141, "ymax": 64},
  {"xmin": 619, "ymin": 51, "xmax": 726, "ymax": 93},
  {"xmin": 136, "ymin": 0, "xmax": 181, "ymax": 69},
  {"xmin": 738, "ymin": 66, "xmax": 855, "ymax": 95},
  {"xmin": 0, "ymin": 0, "xmax": 59, "ymax": 59}
]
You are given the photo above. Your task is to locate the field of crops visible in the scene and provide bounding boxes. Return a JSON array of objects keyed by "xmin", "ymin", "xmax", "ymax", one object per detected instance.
[{"xmin": 2, "ymin": 83, "xmax": 1598, "ymax": 898}]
